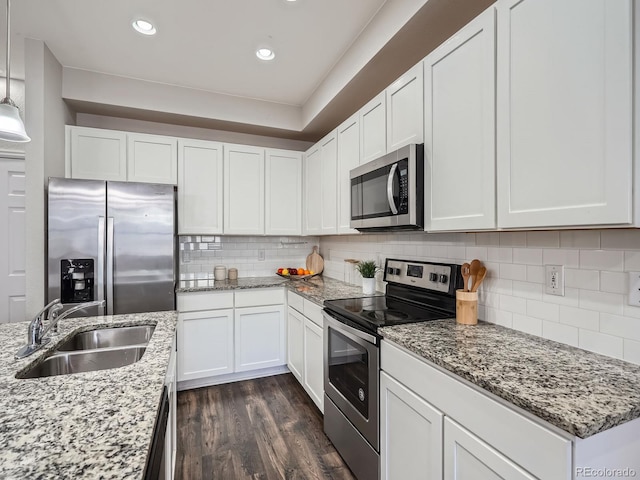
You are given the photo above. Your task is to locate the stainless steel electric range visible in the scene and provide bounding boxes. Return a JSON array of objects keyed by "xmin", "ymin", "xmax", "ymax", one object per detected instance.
[{"xmin": 322, "ymin": 259, "xmax": 463, "ymax": 480}]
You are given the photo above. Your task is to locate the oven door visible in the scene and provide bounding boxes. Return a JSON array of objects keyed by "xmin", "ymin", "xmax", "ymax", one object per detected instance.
[{"xmin": 323, "ymin": 310, "xmax": 379, "ymax": 450}]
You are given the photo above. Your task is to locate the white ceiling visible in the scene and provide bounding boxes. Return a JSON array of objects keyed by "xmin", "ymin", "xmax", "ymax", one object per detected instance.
[{"xmin": 8, "ymin": 0, "xmax": 387, "ymax": 107}]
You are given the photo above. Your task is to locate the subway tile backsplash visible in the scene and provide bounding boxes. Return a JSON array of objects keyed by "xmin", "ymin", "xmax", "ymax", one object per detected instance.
[
  {"xmin": 319, "ymin": 229, "xmax": 640, "ymax": 365},
  {"xmin": 179, "ymin": 235, "xmax": 319, "ymax": 278}
]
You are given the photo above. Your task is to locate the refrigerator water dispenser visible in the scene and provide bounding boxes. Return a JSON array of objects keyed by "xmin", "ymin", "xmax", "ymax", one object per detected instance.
[{"xmin": 60, "ymin": 259, "xmax": 94, "ymax": 303}]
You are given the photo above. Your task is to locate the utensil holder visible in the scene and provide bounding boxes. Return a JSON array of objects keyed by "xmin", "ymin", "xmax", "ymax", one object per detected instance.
[{"xmin": 456, "ymin": 290, "xmax": 478, "ymax": 325}]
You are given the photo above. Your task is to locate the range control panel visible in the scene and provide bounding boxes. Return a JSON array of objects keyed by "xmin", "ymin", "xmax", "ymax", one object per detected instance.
[{"xmin": 384, "ymin": 259, "xmax": 459, "ymax": 294}]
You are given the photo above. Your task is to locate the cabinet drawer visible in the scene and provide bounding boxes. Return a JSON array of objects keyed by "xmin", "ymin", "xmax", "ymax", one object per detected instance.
[
  {"xmin": 381, "ymin": 341, "xmax": 572, "ymax": 480},
  {"xmin": 303, "ymin": 299, "xmax": 323, "ymax": 327},
  {"xmin": 177, "ymin": 291, "xmax": 234, "ymax": 312},
  {"xmin": 235, "ymin": 288, "xmax": 284, "ymax": 308},
  {"xmin": 288, "ymin": 291, "xmax": 304, "ymax": 313}
]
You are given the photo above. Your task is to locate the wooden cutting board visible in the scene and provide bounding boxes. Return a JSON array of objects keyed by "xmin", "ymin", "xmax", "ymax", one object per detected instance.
[{"xmin": 306, "ymin": 246, "xmax": 324, "ymax": 274}]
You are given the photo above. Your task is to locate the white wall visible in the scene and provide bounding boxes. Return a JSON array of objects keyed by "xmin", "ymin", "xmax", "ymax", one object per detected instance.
[
  {"xmin": 320, "ymin": 229, "xmax": 640, "ymax": 365},
  {"xmin": 24, "ymin": 39, "xmax": 69, "ymax": 319}
]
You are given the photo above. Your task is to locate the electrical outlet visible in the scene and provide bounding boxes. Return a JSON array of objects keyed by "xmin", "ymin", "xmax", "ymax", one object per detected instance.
[
  {"xmin": 628, "ymin": 272, "xmax": 640, "ymax": 306},
  {"xmin": 258, "ymin": 249, "xmax": 265, "ymax": 261},
  {"xmin": 545, "ymin": 265, "xmax": 564, "ymax": 296}
]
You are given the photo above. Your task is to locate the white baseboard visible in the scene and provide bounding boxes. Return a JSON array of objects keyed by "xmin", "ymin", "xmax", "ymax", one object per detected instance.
[{"xmin": 177, "ymin": 365, "xmax": 290, "ymax": 391}]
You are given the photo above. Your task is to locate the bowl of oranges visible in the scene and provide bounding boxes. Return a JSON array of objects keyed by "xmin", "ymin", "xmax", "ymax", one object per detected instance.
[{"xmin": 276, "ymin": 267, "xmax": 318, "ymax": 280}]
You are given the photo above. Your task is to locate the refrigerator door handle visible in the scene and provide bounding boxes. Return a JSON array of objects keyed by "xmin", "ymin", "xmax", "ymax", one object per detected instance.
[
  {"xmin": 106, "ymin": 217, "xmax": 115, "ymax": 315},
  {"xmin": 97, "ymin": 217, "xmax": 106, "ymax": 316}
]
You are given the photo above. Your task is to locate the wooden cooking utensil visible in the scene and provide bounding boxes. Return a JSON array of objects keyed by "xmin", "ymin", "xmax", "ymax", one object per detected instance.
[
  {"xmin": 306, "ymin": 246, "xmax": 324, "ymax": 275},
  {"xmin": 469, "ymin": 259, "xmax": 482, "ymax": 290},
  {"xmin": 471, "ymin": 266, "xmax": 487, "ymax": 292},
  {"xmin": 461, "ymin": 263, "xmax": 471, "ymax": 292}
]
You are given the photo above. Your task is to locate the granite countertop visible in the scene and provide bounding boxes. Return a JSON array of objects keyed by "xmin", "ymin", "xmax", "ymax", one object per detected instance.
[
  {"xmin": 380, "ymin": 320, "xmax": 640, "ymax": 439},
  {"xmin": 177, "ymin": 274, "xmax": 380, "ymax": 305},
  {"xmin": 0, "ymin": 311, "xmax": 178, "ymax": 479}
]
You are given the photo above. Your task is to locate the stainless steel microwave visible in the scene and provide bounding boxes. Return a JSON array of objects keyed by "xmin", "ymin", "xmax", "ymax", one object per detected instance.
[{"xmin": 350, "ymin": 144, "xmax": 424, "ymax": 231}]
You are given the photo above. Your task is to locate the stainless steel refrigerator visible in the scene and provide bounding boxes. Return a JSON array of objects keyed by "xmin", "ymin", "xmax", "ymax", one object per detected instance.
[{"xmin": 47, "ymin": 177, "xmax": 176, "ymax": 316}]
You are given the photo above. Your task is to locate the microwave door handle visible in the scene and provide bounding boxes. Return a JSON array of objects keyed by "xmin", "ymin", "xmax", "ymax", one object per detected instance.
[{"xmin": 387, "ymin": 163, "xmax": 399, "ymax": 214}]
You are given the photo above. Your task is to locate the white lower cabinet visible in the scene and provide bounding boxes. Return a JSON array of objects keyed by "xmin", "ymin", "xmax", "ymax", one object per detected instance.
[
  {"xmin": 177, "ymin": 289, "xmax": 286, "ymax": 389},
  {"xmin": 164, "ymin": 335, "xmax": 177, "ymax": 480},
  {"xmin": 287, "ymin": 292, "xmax": 324, "ymax": 412},
  {"xmin": 235, "ymin": 305, "xmax": 286, "ymax": 372},
  {"xmin": 380, "ymin": 371, "xmax": 443, "ymax": 480},
  {"xmin": 444, "ymin": 418, "xmax": 535, "ymax": 480}
]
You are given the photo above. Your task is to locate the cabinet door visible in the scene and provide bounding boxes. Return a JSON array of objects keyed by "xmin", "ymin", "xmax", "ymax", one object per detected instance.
[
  {"xmin": 177, "ymin": 139, "xmax": 224, "ymax": 235},
  {"xmin": 380, "ymin": 372, "xmax": 443, "ymax": 480},
  {"xmin": 360, "ymin": 92, "xmax": 387, "ymax": 163},
  {"xmin": 386, "ymin": 63, "xmax": 424, "ymax": 151},
  {"xmin": 320, "ymin": 130, "xmax": 338, "ymax": 234},
  {"xmin": 177, "ymin": 309, "xmax": 234, "ymax": 382},
  {"xmin": 444, "ymin": 418, "xmax": 536, "ymax": 480},
  {"xmin": 265, "ymin": 149, "xmax": 302, "ymax": 235},
  {"xmin": 127, "ymin": 133, "xmax": 178, "ymax": 184},
  {"xmin": 496, "ymin": 0, "xmax": 633, "ymax": 228},
  {"xmin": 304, "ymin": 144, "xmax": 322, "ymax": 235},
  {"xmin": 235, "ymin": 305, "xmax": 286, "ymax": 372},
  {"xmin": 68, "ymin": 126, "xmax": 127, "ymax": 181},
  {"xmin": 224, "ymin": 144, "xmax": 265, "ymax": 234},
  {"xmin": 337, "ymin": 114, "xmax": 359, "ymax": 234},
  {"xmin": 424, "ymin": 7, "xmax": 496, "ymax": 231},
  {"xmin": 287, "ymin": 307, "xmax": 304, "ymax": 384},
  {"xmin": 303, "ymin": 318, "xmax": 324, "ymax": 412}
]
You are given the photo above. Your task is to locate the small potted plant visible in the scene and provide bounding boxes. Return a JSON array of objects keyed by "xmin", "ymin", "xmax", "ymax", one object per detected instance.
[{"xmin": 356, "ymin": 260, "xmax": 380, "ymax": 294}]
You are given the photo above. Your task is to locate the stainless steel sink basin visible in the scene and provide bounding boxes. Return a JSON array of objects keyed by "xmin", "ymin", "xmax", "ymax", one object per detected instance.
[
  {"xmin": 56, "ymin": 325, "xmax": 155, "ymax": 351},
  {"xmin": 17, "ymin": 347, "xmax": 147, "ymax": 379}
]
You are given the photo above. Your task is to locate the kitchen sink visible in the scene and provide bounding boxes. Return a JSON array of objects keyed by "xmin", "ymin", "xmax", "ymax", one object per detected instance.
[
  {"xmin": 17, "ymin": 346, "xmax": 147, "ymax": 379},
  {"xmin": 56, "ymin": 325, "xmax": 155, "ymax": 351}
]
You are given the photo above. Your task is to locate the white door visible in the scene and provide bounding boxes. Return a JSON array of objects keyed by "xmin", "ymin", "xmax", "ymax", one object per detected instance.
[
  {"xmin": 304, "ymin": 144, "xmax": 322, "ymax": 235},
  {"xmin": 444, "ymin": 418, "xmax": 536, "ymax": 480},
  {"xmin": 177, "ymin": 309, "xmax": 234, "ymax": 381},
  {"xmin": 320, "ymin": 130, "xmax": 338, "ymax": 234},
  {"xmin": 386, "ymin": 63, "xmax": 424, "ymax": 151},
  {"xmin": 360, "ymin": 92, "xmax": 387, "ymax": 163},
  {"xmin": 337, "ymin": 114, "xmax": 360, "ymax": 234},
  {"xmin": 235, "ymin": 305, "xmax": 286, "ymax": 372},
  {"xmin": 177, "ymin": 139, "xmax": 224, "ymax": 235},
  {"xmin": 265, "ymin": 149, "xmax": 302, "ymax": 235},
  {"xmin": 496, "ymin": 0, "xmax": 633, "ymax": 228},
  {"xmin": 0, "ymin": 156, "xmax": 25, "ymax": 323},
  {"xmin": 303, "ymin": 317, "xmax": 324, "ymax": 412},
  {"xmin": 424, "ymin": 7, "xmax": 496, "ymax": 231},
  {"xmin": 380, "ymin": 372, "xmax": 443, "ymax": 480},
  {"xmin": 224, "ymin": 144, "xmax": 265, "ymax": 234},
  {"xmin": 287, "ymin": 307, "xmax": 304, "ymax": 384},
  {"xmin": 67, "ymin": 126, "xmax": 127, "ymax": 181},
  {"xmin": 127, "ymin": 133, "xmax": 177, "ymax": 185}
]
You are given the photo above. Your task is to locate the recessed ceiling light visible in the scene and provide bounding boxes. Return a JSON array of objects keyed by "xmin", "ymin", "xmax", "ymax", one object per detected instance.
[
  {"xmin": 132, "ymin": 19, "xmax": 157, "ymax": 36},
  {"xmin": 256, "ymin": 48, "xmax": 275, "ymax": 61}
]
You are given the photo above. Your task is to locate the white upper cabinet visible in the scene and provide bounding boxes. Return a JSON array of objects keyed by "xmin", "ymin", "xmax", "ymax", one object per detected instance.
[
  {"xmin": 127, "ymin": 133, "xmax": 178, "ymax": 185},
  {"xmin": 424, "ymin": 7, "xmax": 496, "ymax": 232},
  {"xmin": 496, "ymin": 0, "xmax": 633, "ymax": 228},
  {"xmin": 304, "ymin": 144, "xmax": 322, "ymax": 235},
  {"xmin": 177, "ymin": 139, "xmax": 223, "ymax": 235},
  {"xmin": 265, "ymin": 149, "xmax": 302, "ymax": 235},
  {"xmin": 360, "ymin": 92, "xmax": 387, "ymax": 164},
  {"xmin": 67, "ymin": 126, "xmax": 127, "ymax": 181},
  {"xmin": 337, "ymin": 114, "xmax": 360, "ymax": 234},
  {"xmin": 386, "ymin": 63, "xmax": 424, "ymax": 152},
  {"xmin": 320, "ymin": 130, "xmax": 338, "ymax": 234},
  {"xmin": 224, "ymin": 144, "xmax": 265, "ymax": 235}
]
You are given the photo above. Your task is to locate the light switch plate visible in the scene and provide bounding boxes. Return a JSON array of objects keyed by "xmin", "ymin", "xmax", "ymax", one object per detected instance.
[
  {"xmin": 628, "ymin": 272, "xmax": 640, "ymax": 306},
  {"xmin": 258, "ymin": 249, "xmax": 265, "ymax": 261},
  {"xmin": 545, "ymin": 265, "xmax": 564, "ymax": 296}
]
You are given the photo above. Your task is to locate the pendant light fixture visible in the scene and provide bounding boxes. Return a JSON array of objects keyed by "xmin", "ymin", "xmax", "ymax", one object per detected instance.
[{"xmin": 0, "ymin": 0, "xmax": 29, "ymax": 142}]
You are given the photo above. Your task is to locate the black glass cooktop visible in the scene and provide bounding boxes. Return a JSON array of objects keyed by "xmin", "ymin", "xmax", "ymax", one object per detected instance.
[{"xmin": 324, "ymin": 295, "xmax": 454, "ymax": 332}]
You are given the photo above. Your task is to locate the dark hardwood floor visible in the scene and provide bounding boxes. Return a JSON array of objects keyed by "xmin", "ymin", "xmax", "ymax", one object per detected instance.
[{"xmin": 175, "ymin": 373, "xmax": 356, "ymax": 480}]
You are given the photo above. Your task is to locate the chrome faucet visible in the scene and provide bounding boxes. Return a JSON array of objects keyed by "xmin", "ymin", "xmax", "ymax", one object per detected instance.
[{"xmin": 15, "ymin": 299, "xmax": 105, "ymax": 359}]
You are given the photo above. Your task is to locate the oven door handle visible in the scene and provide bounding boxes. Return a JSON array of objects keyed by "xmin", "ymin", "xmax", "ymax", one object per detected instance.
[
  {"xmin": 323, "ymin": 310, "xmax": 378, "ymax": 345},
  {"xmin": 386, "ymin": 162, "xmax": 399, "ymax": 215}
]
